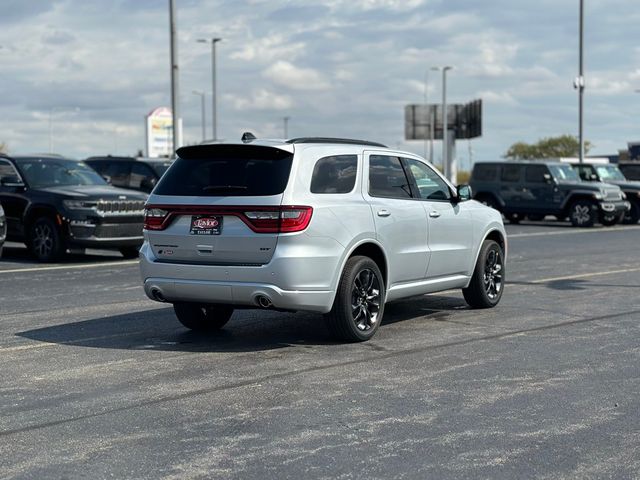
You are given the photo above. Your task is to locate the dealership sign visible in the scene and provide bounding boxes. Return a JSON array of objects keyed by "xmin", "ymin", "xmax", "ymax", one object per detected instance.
[{"xmin": 145, "ymin": 107, "xmax": 182, "ymax": 158}]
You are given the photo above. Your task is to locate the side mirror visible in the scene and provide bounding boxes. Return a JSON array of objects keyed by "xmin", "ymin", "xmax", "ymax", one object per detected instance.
[
  {"xmin": 101, "ymin": 175, "xmax": 112, "ymax": 184},
  {"xmin": 140, "ymin": 177, "xmax": 156, "ymax": 193},
  {"xmin": 590, "ymin": 174, "xmax": 598, "ymax": 181},
  {"xmin": 1, "ymin": 176, "xmax": 25, "ymax": 188},
  {"xmin": 543, "ymin": 173, "xmax": 553, "ymax": 184},
  {"xmin": 456, "ymin": 184, "xmax": 472, "ymax": 202}
]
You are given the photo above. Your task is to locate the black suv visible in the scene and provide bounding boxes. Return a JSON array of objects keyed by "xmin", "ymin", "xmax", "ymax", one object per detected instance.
[
  {"xmin": 0, "ymin": 201, "xmax": 6, "ymax": 258},
  {"xmin": 85, "ymin": 156, "xmax": 173, "ymax": 193},
  {"xmin": 571, "ymin": 163, "xmax": 640, "ymax": 224},
  {"xmin": 470, "ymin": 161, "xmax": 630, "ymax": 227},
  {"xmin": 0, "ymin": 154, "xmax": 147, "ymax": 261},
  {"xmin": 618, "ymin": 162, "xmax": 640, "ymax": 181}
]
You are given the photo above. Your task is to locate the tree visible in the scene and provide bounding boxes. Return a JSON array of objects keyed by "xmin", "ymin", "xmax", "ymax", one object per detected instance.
[{"xmin": 504, "ymin": 135, "xmax": 592, "ymax": 159}]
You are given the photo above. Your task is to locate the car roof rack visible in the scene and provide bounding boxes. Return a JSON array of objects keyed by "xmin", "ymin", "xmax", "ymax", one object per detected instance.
[{"xmin": 286, "ymin": 137, "xmax": 388, "ymax": 148}]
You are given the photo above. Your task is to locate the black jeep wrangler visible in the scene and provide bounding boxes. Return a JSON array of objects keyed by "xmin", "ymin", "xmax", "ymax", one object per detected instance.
[
  {"xmin": 571, "ymin": 162, "xmax": 640, "ymax": 224},
  {"xmin": 469, "ymin": 161, "xmax": 630, "ymax": 227},
  {"xmin": 0, "ymin": 154, "xmax": 147, "ymax": 261}
]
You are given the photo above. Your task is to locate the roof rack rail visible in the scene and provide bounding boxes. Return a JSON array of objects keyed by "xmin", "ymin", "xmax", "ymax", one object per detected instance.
[{"xmin": 286, "ymin": 137, "xmax": 388, "ymax": 148}]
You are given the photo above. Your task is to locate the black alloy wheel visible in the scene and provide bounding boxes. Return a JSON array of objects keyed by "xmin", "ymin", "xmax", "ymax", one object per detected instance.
[
  {"xmin": 569, "ymin": 200, "xmax": 596, "ymax": 228},
  {"xmin": 622, "ymin": 200, "xmax": 640, "ymax": 224},
  {"xmin": 463, "ymin": 239, "xmax": 504, "ymax": 308},
  {"xmin": 325, "ymin": 256, "xmax": 385, "ymax": 342},
  {"xmin": 29, "ymin": 217, "xmax": 65, "ymax": 262}
]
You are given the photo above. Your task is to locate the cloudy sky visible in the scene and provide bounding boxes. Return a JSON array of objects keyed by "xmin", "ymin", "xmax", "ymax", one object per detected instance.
[{"xmin": 1, "ymin": 0, "xmax": 639, "ymax": 167}]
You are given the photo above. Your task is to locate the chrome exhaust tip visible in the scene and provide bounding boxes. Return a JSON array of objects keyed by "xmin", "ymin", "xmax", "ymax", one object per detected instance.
[
  {"xmin": 151, "ymin": 288, "xmax": 166, "ymax": 303},
  {"xmin": 256, "ymin": 295, "xmax": 272, "ymax": 309}
]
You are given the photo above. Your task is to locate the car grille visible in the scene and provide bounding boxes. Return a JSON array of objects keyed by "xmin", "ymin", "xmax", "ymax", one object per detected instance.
[
  {"xmin": 604, "ymin": 189, "xmax": 622, "ymax": 201},
  {"xmin": 94, "ymin": 223, "xmax": 144, "ymax": 239},
  {"xmin": 96, "ymin": 200, "xmax": 145, "ymax": 216}
]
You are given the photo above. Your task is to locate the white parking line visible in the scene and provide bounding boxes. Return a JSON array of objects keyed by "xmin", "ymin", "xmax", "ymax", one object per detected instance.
[
  {"xmin": 0, "ymin": 260, "xmax": 139, "ymax": 275},
  {"xmin": 531, "ymin": 267, "xmax": 640, "ymax": 284},
  {"xmin": 509, "ymin": 225, "xmax": 640, "ymax": 239}
]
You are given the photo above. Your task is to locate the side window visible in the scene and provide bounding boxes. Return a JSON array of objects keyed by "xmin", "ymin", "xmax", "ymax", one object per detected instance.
[
  {"xmin": 403, "ymin": 158, "xmax": 451, "ymax": 201},
  {"xmin": 103, "ymin": 162, "xmax": 131, "ymax": 187},
  {"xmin": 130, "ymin": 163, "xmax": 156, "ymax": 190},
  {"xmin": 88, "ymin": 161, "xmax": 108, "ymax": 175},
  {"xmin": 576, "ymin": 166, "xmax": 594, "ymax": 181},
  {"xmin": 0, "ymin": 160, "xmax": 22, "ymax": 183},
  {"xmin": 369, "ymin": 155, "xmax": 413, "ymax": 199},
  {"xmin": 525, "ymin": 165, "xmax": 549, "ymax": 183},
  {"xmin": 501, "ymin": 165, "xmax": 522, "ymax": 183},
  {"xmin": 473, "ymin": 164, "xmax": 498, "ymax": 181},
  {"xmin": 310, "ymin": 155, "xmax": 357, "ymax": 194}
]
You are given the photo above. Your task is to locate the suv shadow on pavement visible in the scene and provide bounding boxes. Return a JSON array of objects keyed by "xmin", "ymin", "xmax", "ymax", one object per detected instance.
[
  {"xmin": 16, "ymin": 296, "xmax": 464, "ymax": 353},
  {"xmin": 0, "ymin": 242, "xmax": 125, "ymax": 265}
]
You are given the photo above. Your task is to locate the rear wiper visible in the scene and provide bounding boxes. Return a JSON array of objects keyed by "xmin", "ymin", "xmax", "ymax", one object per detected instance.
[{"xmin": 202, "ymin": 185, "xmax": 248, "ymax": 191}]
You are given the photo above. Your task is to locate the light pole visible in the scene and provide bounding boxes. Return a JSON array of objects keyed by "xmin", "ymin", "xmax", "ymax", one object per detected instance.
[
  {"xmin": 197, "ymin": 37, "xmax": 222, "ymax": 141},
  {"xmin": 283, "ymin": 116, "xmax": 290, "ymax": 138},
  {"xmin": 192, "ymin": 90, "xmax": 206, "ymax": 142},
  {"xmin": 169, "ymin": 0, "xmax": 180, "ymax": 154},
  {"xmin": 441, "ymin": 66, "xmax": 453, "ymax": 179},
  {"xmin": 425, "ymin": 66, "xmax": 440, "ymax": 163},
  {"xmin": 577, "ymin": 0, "xmax": 585, "ymax": 164}
]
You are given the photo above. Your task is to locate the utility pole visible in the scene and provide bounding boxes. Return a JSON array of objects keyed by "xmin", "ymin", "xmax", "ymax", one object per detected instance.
[
  {"xmin": 169, "ymin": 0, "xmax": 180, "ymax": 155},
  {"xmin": 283, "ymin": 116, "xmax": 290, "ymax": 138},
  {"xmin": 198, "ymin": 37, "xmax": 222, "ymax": 140},
  {"xmin": 578, "ymin": 0, "xmax": 585, "ymax": 163},
  {"xmin": 441, "ymin": 66, "xmax": 453, "ymax": 178}
]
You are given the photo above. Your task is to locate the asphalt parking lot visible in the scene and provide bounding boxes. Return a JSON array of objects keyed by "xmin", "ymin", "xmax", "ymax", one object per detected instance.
[{"xmin": 1, "ymin": 221, "xmax": 640, "ymax": 479}]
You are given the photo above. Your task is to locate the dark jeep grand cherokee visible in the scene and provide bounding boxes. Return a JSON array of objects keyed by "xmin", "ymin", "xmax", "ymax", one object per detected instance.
[{"xmin": 0, "ymin": 154, "xmax": 146, "ymax": 261}]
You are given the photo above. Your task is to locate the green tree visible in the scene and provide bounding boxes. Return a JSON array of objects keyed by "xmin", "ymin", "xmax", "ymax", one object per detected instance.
[{"xmin": 504, "ymin": 135, "xmax": 592, "ymax": 159}]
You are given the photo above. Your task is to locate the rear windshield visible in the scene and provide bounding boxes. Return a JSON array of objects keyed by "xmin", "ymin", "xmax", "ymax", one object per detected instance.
[{"xmin": 154, "ymin": 146, "xmax": 293, "ymax": 196}]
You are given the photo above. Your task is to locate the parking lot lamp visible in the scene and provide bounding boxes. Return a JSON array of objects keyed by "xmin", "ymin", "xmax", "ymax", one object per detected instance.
[
  {"xmin": 442, "ymin": 66, "xmax": 453, "ymax": 179},
  {"xmin": 197, "ymin": 37, "xmax": 222, "ymax": 141}
]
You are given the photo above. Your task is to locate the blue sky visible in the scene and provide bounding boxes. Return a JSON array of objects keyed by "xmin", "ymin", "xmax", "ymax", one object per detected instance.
[{"xmin": 1, "ymin": 0, "xmax": 639, "ymax": 168}]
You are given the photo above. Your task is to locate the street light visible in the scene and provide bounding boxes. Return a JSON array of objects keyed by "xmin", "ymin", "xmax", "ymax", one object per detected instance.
[
  {"xmin": 197, "ymin": 37, "xmax": 222, "ymax": 141},
  {"xmin": 576, "ymin": 0, "xmax": 585, "ymax": 164},
  {"xmin": 425, "ymin": 66, "xmax": 440, "ymax": 163},
  {"xmin": 441, "ymin": 66, "xmax": 453, "ymax": 180},
  {"xmin": 169, "ymin": 0, "xmax": 180, "ymax": 153},
  {"xmin": 192, "ymin": 90, "xmax": 206, "ymax": 142}
]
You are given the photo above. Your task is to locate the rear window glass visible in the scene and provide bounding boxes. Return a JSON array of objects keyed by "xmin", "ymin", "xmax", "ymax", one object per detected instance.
[
  {"xmin": 310, "ymin": 155, "xmax": 357, "ymax": 194},
  {"xmin": 473, "ymin": 164, "xmax": 498, "ymax": 181},
  {"xmin": 154, "ymin": 146, "xmax": 293, "ymax": 196},
  {"xmin": 501, "ymin": 165, "xmax": 522, "ymax": 183}
]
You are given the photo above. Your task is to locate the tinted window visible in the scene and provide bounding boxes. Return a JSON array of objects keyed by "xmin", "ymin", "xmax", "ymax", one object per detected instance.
[
  {"xmin": 154, "ymin": 145, "xmax": 293, "ymax": 197},
  {"xmin": 310, "ymin": 155, "xmax": 357, "ymax": 194},
  {"xmin": 473, "ymin": 164, "xmax": 498, "ymax": 181},
  {"xmin": 548, "ymin": 164, "xmax": 580, "ymax": 182},
  {"xmin": 103, "ymin": 162, "xmax": 131, "ymax": 187},
  {"xmin": 0, "ymin": 160, "xmax": 21, "ymax": 182},
  {"xmin": 574, "ymin": 165, "xmax": 595, "ymax": 181},
  {"xmin": 368, "ymin": 155, "xmax": 413, "ymax": 199},
  {"xmin": 150, "ymin": 162, "xmax": 172, "ymax": 177},
  {"xmin": 525, "ymin": 165, "xmax": 549, "ymax": 183},
  {"xmin": 16, "ymin": 158, "xmax": 106, "ymax": 188},
  {"xmin": 130, "ymin": 163, "xmax": 156, "ymax": 190},
  {"xmin": 620, "ymin": 164, "xmax": 640, "ymax": 180},
  {"xmin": 501, "ymin": 165, "xmax": 522, "ymax": 183},
  {"xmin": 404, "ymin": 158, "xmax": 451, "ymax": 201}
]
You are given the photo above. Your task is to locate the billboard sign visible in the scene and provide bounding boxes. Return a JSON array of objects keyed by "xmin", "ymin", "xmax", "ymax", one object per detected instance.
[
  {"xmin": 404, "ymin": 99, "xmax": 482, "ymax": 141},
  {"xmin": 145, "ymin": 107, "xmax": 182, "ymax": 158}
]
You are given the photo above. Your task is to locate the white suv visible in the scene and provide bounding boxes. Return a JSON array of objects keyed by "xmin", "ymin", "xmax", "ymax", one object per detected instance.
[{"xmin": 139, "ymin": 136, "xmax": 506, "ymax": 342}]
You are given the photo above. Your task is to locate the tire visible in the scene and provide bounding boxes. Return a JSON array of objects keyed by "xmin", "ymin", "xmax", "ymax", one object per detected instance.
[
  {"xmin": 568, "ymin": 199, "xmax": 597, "ymax": 228},
  {"xmin": 622, "ymin": 200, "xmax": 640, "ymax": 224},
  {"xmin": 173, "ymin": 303, "xmax": 234, "ymax": 332},
  {"xmin": 28, "ymin": 217, "xmax": 66, "ymax": 262},
  {"xmin": 463, "ymin": 239, "xmax": 504, "ymax": 309},
  {"xmin": 527, "ymin": 214, "xmax": 545, "ymax": 221},
  {"xmin": 325, "ymin": 256, "xmax": 385, "ymax": 342},
  {"xmin": 119, "ymin": 246, "xmax": 141, "ymax": 259},
  {"xmin": 600, "ymin": 212, "xmax": 621, "ymax": 227},
  {"xmin": 506, "ymin": 213, "xmax": 522, "ymax": 224}
]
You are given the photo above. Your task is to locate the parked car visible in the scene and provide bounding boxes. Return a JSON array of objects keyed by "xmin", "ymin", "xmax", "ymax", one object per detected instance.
[
  {"xmin": 85, "ymin": 156, "xmax": 173, "ymax": 193},
  {"xmin": 618, "ymin": 162, "xmax": 640, "ymax": 181},
  {"xmin": 0, "ymin": 153, "xmax": 147, "ymax": 262},
  {"xmin": 469, "ymin": 161, "xmax": 630, "ymax": 227},
  {"xmin": 0, "ymin": 201, "xmax": 6, "ymax": 258},
  {"xmin": 139, "ymin": 136, "xmax": 506, "ymax": 342},
  {"xmin": 570, "ymin": 163, "xmax": 640, "ymax": 224}
]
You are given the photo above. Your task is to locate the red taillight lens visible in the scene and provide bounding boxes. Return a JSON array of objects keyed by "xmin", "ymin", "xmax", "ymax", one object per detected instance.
[
  {"xmin": 143, "ymin": 208, "xmax": 169, "ymax": 230},
  {"xmin": 243, "ymin": 206, "xmax": 313, "ymax": 233}
]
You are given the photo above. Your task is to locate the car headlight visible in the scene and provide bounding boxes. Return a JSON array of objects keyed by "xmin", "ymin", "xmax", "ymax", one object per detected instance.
[
  {"xmin": 63, "ymin": 200, "xmax": 97, "ymax": 210},
  {"xmin": 593, "ymin": 192, "xmax": 604, "ymax": 200}
]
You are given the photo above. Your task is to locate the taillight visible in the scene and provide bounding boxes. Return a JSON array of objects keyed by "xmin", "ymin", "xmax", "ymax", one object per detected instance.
[
  {"xmin": 143, "ymin": 208, "xmax": 169, "ymax": 230},
  {"xmin": 243, "ymin": 206, "xmax": 313, "ymax": 233}
]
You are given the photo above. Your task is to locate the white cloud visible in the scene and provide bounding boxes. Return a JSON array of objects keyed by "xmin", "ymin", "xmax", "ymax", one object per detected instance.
[
  {"xmin": 225, "ymin": 89, "xmax": 293, "ymax": 111},
  {"xmin": 263, "ymin": 61, "xmax": 331, "ymax": 91},
  {"xmin": 229, "ymin": 34, "xmax": 306, "ymax": 63}
]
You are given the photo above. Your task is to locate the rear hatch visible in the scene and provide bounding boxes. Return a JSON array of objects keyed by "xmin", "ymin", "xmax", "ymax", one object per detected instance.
[{"xmin": 143, "ymin": 144, "xmax": 306, "ymax": 265}]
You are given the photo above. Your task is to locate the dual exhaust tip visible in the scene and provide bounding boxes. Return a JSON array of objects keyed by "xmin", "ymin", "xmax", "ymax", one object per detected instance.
[{"xmin": 150, "ymin": 287, "xmax": 273, "ymax": 309}]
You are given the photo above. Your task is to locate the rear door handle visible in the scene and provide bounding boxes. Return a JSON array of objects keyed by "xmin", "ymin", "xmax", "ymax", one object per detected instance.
[
  {"xmin": 429, "ymin": 211, "xmax": 441, "ymax": 218},
  {"xmin": 377, "ymin": 209, "xmax": 391, "ymax": 217}
]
